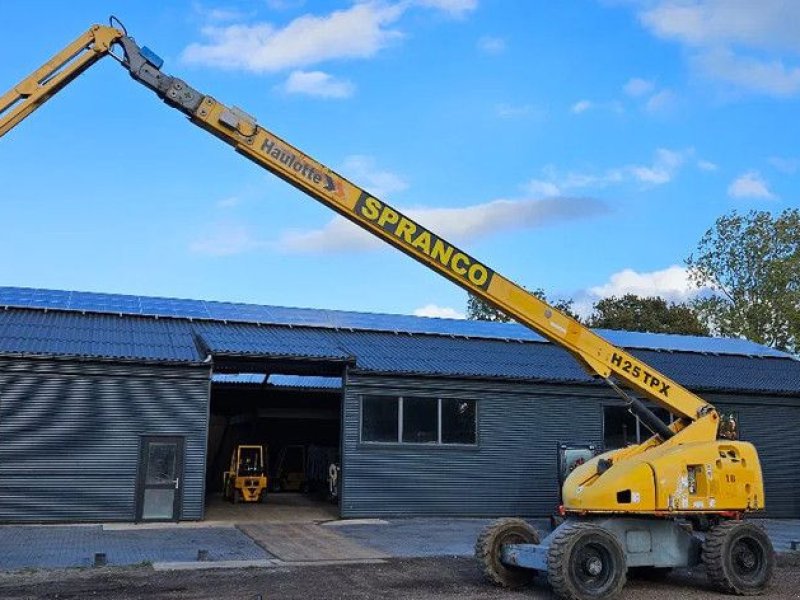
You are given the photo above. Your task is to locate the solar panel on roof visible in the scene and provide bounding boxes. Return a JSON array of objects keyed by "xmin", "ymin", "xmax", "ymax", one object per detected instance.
[{"xmin": 0, "ymin": 285, "xmax": 791, "ymax": 360}]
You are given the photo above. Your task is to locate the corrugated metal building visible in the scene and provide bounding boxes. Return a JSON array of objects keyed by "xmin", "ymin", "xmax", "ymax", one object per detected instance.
[{"xmin": 0, "ymin": 286, "xmax": 798, "ymax": 522}]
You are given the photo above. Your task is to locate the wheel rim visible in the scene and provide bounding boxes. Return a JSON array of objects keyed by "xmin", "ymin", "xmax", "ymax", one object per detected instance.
[
  {"xmin": 570, "ymin": 540, "xmax": 614, "ymax": 592},
  {"xmin": 731, "ymin": 537, "xmax": 767, "ymax": 584}
]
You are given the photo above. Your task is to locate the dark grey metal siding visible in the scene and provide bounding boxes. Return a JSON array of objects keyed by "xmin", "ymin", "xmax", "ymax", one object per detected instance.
[
  {"xmin": 0, "ymin": 356, "xmax": 210, "ymax": 523},
  {"xmin": 341, "ymin": 373, "xmax": 607, "ymax": 517},
  {"xmin": 342, "ymin": 374, "xmax": 800, "ymax": 519},
  {"xmin": 709, "ymin": 393, "xmax": 800, "ymax": 519}
]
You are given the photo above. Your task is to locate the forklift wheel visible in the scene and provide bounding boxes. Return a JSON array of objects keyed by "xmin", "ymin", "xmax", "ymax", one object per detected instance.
[
  {"xmin": 703, "ymin": 521, "xmax": 774, "ymax": 595},
  {"xmin": 259, "ymin": 491, "xmax": 268, "ymax": 504},
  {"xmin": 475, "ymin": 518, "xmax": 540, "ymax": 589},
  {"xmin": 232, "ymin": 489, "xmax": 240, "ymax": 504},
  {"xmin": 547, "ymin": 522, "xmax": 626, "ymax": 600}
]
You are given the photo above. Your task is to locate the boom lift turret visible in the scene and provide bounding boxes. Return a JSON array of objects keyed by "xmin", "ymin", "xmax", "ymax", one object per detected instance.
[{"xmin": 0, "ymin": 19, "xmax": 775, "ymax": 600}]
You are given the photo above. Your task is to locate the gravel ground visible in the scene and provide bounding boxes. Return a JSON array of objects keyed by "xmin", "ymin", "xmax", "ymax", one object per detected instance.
[{"xmin": 0, "ymin": 557, "xmax": 798, "ymax": 600}]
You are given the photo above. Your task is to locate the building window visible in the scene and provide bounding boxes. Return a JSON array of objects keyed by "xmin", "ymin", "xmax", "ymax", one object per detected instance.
[
  {"xmin": 362, "ymin": 396, "xmax": 399, "ymax": 443},
  {"xmin": 402, "ymin": 397, "xmax": 438, "ymax": 443},
  {"xmin": 603, "ymin": 404, "xmax": 674, "ymax": 449},
  {"xmin": 360, "ymin": 395, "xmax": 477, "ymax": 445},
  {"xmin": 442, "ymin": 398, "xmax": 477, "ymax": 444}
]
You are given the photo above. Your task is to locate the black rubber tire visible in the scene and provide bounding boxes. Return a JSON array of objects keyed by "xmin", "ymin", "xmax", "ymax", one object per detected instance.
[
  {"xmin": 547, "ymin": 522, "xmax": 627, "ymax": 600},
  {"xmin": 627, "ymin": 566, "xmax": 673, "ymax": 581},
  {"xmin": 232, "ymin": 489, "xmax": 240, "ymax": 504},
  {"xmin": 475, "ymin": 518, "xmax": 540, "ymax": 589},
  {"xmin": 702, "ymin": 520, "xmax": 774, "ymax": 595}
]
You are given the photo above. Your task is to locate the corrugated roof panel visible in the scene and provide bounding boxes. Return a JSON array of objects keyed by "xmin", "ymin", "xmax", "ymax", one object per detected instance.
[
  {"xmin": 197, "ymin": 327, "xmax": 800, "ymax": 395},
  {"xmin": 194, "ymin": 322, "xmax": 353, "ymax": 361},
  {"xmin": 268, "ymin": 375, "xmax": 342, "ymax": 389},
  {"xmin": 210, "ymin": 374, "xmax": 341, "ymax": 388},
  {"xmin": 0, "ymin": 286, "xmax": 791, "ymax": 359},
  {"xmin": 0, "ymin": 307, "xmax": 797, "ymax": 394},
  {"xmin": 0, "ymin": 309, "xmax": 202, "ymax": 363},
  {"xmin": 212, "ymin": 373, "xmax": 266, "ymax": 384}
]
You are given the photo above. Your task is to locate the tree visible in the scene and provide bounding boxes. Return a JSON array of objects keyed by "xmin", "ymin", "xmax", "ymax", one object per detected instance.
[
  {"xmin": 586, "ymin": 294, "xmax": 709, "ymax": 336},
  {"xmin": 686, "ymin": 209, "xmax": 800, "ymax": 353},
  {"xmin": 467, "ymin": 289, "xmax": 580, "ymax": 322}
]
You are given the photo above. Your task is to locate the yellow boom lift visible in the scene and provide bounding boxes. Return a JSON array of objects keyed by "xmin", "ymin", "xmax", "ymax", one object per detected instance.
[{"xmin": 0, "ymin": 19, "xmax": 775, "ymax": 600}]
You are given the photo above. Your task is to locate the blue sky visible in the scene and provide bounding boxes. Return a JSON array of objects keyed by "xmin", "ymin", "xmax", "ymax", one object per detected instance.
[{"xmin": 1, "ymin": 1, "xmax": 798, "ymax": 319}]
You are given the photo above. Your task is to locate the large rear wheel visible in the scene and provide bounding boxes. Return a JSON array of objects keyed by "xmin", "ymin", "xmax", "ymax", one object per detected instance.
[
  {"xmin": 475, "ymin": 518, "xmax": 540, "ymax": 589},
  {"xmin": 703, "ymin": 520, "xmax": 774, "ymax": 595},
  {"xmin": 547, "ymin": 522, "xmax": 626, "ymax": 600}
]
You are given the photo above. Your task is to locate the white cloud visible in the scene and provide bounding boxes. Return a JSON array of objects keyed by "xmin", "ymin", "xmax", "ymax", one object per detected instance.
[
  {"xmin": 571, "ymin": 100, "xmax": 594, "ymax": 114},
  {"xmin": 279, "ymin": 196, "xmax": 608, "ymax": 253},
  {"xmin": 697, "ymin": 159, "xmax": 718, "ymax": 172},
  {"xmin": 768, "ymin": 156, "xmax": 800, "ymax": 174},
  {"xmin": 692, "ymin": 48, "xmax": 800, "ymax": 97},
  {"xmin": 644, "ymin": 88, "xmax": 676, "ymax": 112},
  {"xmin": 629, "ymin": 148, "xmax": 686, "ymax": 185},
  {"xmin": 631, "ymin": 1, "xmax": 800, "ymax": 97},
  {"xmin": 342, "ymin": 155, "xmax": 408, "ymax": 199},
  {"xmin": 477, "ymin": 35, "xmax": 506, "ymax": 55},
  {"xmin": 182, "ymin": 3, "xmax": 405, "ymax": 72},
  {"xmin": 200, "ymin": 7, "xmax": 252, "ymax": 23},
  {"xmin": 570, "ymin": 99, "xmax": 623, "ymax": 115},
  {"xmin": 414, "ymin": 0, "xmax": 478, "ymax": 17},
  {"xmin": 531, "ymin": 148, "xmax": 690, "ymax": 192},
  {"xmin": 589, "ymin": 265, "xmax": 698, "ymax": 303},
  {"xmin": 183, "ymin": 1, "xmax": 477, "ymax": 72},
  {"xmin": 413, "ymin": 304, "xmax": 465, "ymax": 319},
  {"xmin": 189, "ymin": 222, "xmax": 263, "ymax": 256},
  {"xmin": 623, "ymin": 77, "xmax": 655, "ymax": 97},
  {"xmin": 281, "ymin": 70, "xmax": 355, "ymax": 98},
  {"xmin": 638, "ymin": 1, "xmax": 800, "ymax": 52},
  {"xmin": 525, "ymin": 179, "xmax": 561, "ymax": 198},
  {"xmin": 727, "ymin": 171, "xmax": 775, "ymax": 199}
]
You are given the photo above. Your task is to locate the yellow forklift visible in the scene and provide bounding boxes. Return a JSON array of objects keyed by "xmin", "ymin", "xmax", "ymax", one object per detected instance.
[{"xmin": 223, "ymin": 445, "xmax": 267, "ymax": 504}]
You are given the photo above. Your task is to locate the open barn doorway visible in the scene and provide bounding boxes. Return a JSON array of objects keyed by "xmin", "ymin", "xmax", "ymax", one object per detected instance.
[{"xmin": 205, "ymin": 370, "xmax": 343, "ymax": 523}]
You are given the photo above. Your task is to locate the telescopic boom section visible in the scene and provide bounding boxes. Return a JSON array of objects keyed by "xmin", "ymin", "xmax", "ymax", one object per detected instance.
[
  {"xmin": 0, "ymin": 25, "xmax": 123, "ymax": 138},
  {"xmin": 112, "ymin": 36, "xmax": 711, "ymax": 423}
]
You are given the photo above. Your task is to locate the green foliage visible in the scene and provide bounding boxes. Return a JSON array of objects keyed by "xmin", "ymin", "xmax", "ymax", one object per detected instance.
[
  {"xmin": 467, "ymin": 289, "xmax": 580, "ymax": 322},
  {"xmin": 586, "ymin": 294, "xmax": 709, "ymax": 336},
  {"xmin": 467, "ymin": 294, "xmax": 512, "ymax": 322},
  {"xmin": 686, "ymin": 209, "xmax": 800, "ymax": 353}
]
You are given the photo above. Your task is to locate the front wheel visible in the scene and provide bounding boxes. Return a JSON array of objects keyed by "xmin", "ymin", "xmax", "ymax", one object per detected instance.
[
  {"xmin": 703, "ymin": 521, "xmax": 774, "ymax": 595},
  {"xmin": 475, "ymin": 518, "xmax": 540, "ymax": 589},
  {"xmin": 547, "ymin": 522, "xmax": 627, "ymax": 600}
]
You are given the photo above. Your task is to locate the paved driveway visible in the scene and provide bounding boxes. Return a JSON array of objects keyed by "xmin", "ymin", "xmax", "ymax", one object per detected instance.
[
  {"xmin": 0, "ymin": 517, "xmax": 797, "ymax": 571},
  {"xmin": 0, "ymin": 524, "xmax": 268, "ymax": 570}
]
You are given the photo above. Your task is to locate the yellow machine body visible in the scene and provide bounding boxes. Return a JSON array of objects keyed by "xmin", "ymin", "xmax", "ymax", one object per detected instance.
[
  {"xmin": 563, "ymin": 413, "xmax": 764, "ymax": 514},
  {"xmin": 565, "ymin": 440, "xmax": 764, "ymax": 514},
  {"xmin": 223, "ymin": 445, "xmax": 267, "ymax": 503}
]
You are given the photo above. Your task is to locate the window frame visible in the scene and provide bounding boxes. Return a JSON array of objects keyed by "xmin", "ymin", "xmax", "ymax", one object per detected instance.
[
  {"xmin": 359, "ymin": 395, "xmax": 478, "ymax": 448},
  {"xmin": 601, "ymin": 402, "xmax": 676, "ymax": 449}
]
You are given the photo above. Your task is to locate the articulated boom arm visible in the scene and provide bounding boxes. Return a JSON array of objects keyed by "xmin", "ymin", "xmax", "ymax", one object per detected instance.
[
  {"xmin": 0, "ymin": 25, "xmax": 123, "ymax": 138},
  {"xmin": 0, "ymin": 23, "xmax": 717, "ymax": 432}
]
